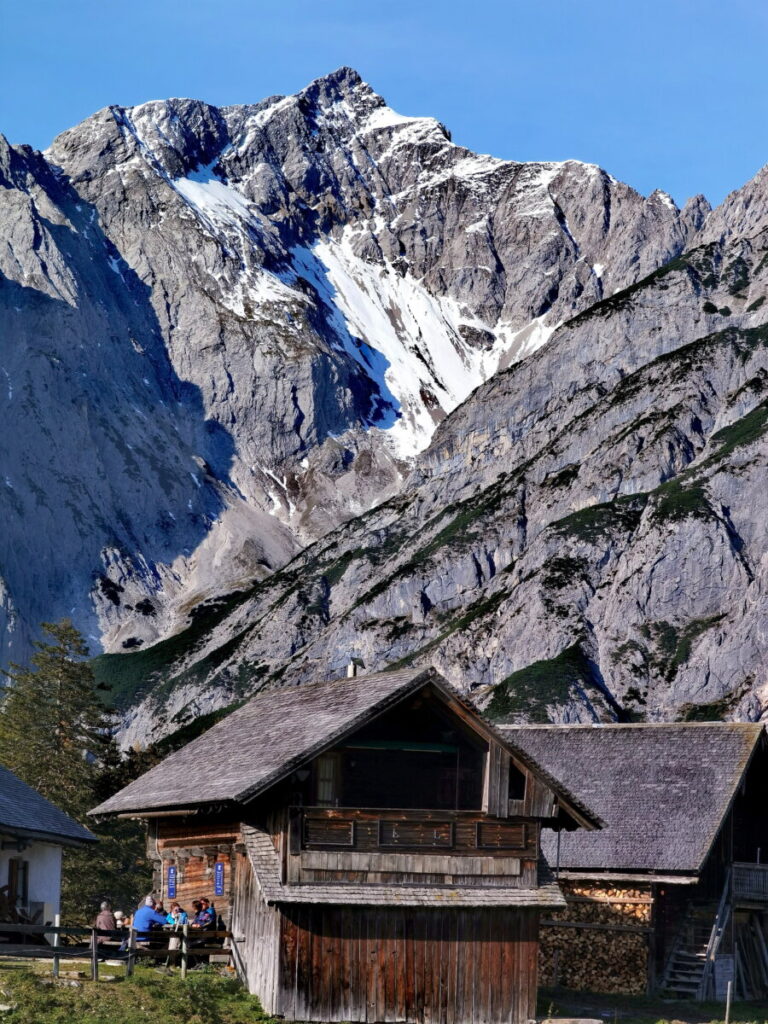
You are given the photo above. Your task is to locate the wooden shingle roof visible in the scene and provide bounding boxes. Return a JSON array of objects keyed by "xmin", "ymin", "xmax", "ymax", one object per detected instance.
[
  {"xmin": 500, "ymin": 723, "xmax": 764, "ymax": 876},
  {"xmin": 91, "ymin": 667, "xmax": 599, "ymax": 826},
  {"xmin": 0, "ymin": 765, "xmax": 97, "ymax": 847}
]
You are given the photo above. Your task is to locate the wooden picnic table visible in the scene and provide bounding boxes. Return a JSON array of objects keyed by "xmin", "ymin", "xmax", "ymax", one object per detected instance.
[{"xmin": 0, "ymin": 922, "xmax": 233, "ymax": 981}]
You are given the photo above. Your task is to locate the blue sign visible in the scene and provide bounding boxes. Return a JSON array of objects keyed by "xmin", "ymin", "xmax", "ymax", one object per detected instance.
[
  {"xmin": 214, "ymin": 861, "xmax": 225, "ymax": 897},
  {"xmin": 167, "ymin": 865, "xmax": 177, "ymax": 899}
]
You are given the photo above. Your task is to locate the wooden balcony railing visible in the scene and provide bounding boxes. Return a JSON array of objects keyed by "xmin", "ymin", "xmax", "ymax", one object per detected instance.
[
  {"xmin": 289, "ymin": 807, "xmax": 535, "ymax": 857},
  {"xmin": 732, "ymin": 862, "xmax": 768, "ymax": 904}
]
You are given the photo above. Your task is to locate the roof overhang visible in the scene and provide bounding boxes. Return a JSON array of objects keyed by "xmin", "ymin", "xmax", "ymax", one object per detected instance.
[
  {"xmin": 554, "ymin": 870, "xmax": 700, "ymax": 885},
  {"xmin": 0, "ymin": 823, "xmax": 97, "ymax": 849}
]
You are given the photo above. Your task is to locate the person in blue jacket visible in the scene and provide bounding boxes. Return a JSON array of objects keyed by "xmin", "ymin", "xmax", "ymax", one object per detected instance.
[
  {"xmin": 166, "ymin": 902, "xmax": 188, "ymax": 926},
  {"xmin": 132, "ymin": 896, "xmax": 168, "ymax": 940}
]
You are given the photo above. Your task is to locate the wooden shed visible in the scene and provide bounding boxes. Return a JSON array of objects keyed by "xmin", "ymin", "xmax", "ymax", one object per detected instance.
[
  {"xmin": 503, "ymin": 723, "xmax": 768, "ymax": 1000},
  {"xmin": 92, "ymin": 667, "xmax": 600, "ymax": 1023}
]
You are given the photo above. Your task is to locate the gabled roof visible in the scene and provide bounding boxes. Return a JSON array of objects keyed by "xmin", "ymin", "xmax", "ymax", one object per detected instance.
[
  {"xmin": 0, "ymin": 765, "xmax": 97, "ymax": 847},
  {"xmin": 500, "ymin": 723, "xmax": 764, "ymax": 876},
  {"xmin": 90, "ymin": 666, "xmax": 599, "ymax": 827}
]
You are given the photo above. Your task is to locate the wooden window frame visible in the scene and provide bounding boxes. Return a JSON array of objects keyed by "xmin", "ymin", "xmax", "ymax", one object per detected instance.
[
  {"xmin": 377, "ymin": 819, "xmax": 455, "ymax": 849},
  {"xmin": 302, "ymin": 815, "xmax": 356, "ymax": 848},
  {"xmin": 475, "ymin": 821, "xmax": 528, "ymax": 851}
]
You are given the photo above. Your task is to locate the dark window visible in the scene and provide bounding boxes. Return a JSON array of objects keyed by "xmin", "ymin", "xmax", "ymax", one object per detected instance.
[
  {"xmin": 8, "ymin": 858, "xmax": 29, "ymax": 910},
  {"xmin": 509, "ymin": 762, "xmax": 527, "ymax": 801},
  {"xmin": 309, "ymin": 689, "xmax": 487, "ymax": 810}
]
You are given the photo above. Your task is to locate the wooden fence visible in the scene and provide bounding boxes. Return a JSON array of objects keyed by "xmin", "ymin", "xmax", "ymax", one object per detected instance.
[{"xmin": 0, "ymin": 922, "xmax": 232, "ymax": 982}]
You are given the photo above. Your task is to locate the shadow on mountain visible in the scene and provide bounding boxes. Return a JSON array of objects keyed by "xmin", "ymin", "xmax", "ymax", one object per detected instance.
[{"xmin": 0, "ymin": 178, "xmax": 236, "ymax": 663}]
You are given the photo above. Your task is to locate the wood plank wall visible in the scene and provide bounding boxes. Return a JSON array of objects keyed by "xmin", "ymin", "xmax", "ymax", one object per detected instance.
[
  {"xmin": 485, "ymin": 743, "xmax": 511, "ymax": 818},
  {"xmin": 152, "ymin": 819, "xmax": 240, "ymax": 917},
  {"xmin": 284, "ymin": 809, "xmax": 540, "ymax": 889},
  {"xmin": 229, "ymin": 848, "xmax": 282, "ymax": 1012},
  {"xmin": 276, "ymin": 904, "xmax": 540, "ymax": 1024}
]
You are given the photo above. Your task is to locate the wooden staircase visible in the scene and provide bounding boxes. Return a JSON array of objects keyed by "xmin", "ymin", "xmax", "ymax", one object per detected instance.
[
  {"xmin": 661, "ymin": 905, "xmax": 717, "ymax": 998},
  {"xmin": 662, "ymin": 869, "xmax": 732, "ymax": 1000}
]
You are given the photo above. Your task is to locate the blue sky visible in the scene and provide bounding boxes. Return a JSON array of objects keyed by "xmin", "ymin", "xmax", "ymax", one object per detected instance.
[{"xmin": 1, "ymin": 0, "xmax": 766, "ymax": 207}]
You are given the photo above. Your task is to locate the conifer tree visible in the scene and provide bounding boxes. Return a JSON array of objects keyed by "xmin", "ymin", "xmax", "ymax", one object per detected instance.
[
  {"xmin": 0, "ymin": 620, "xmax": 113, "ymax": 819},
  {"xmin": 0, "ymin": 621, "xmax": 151, "ymax": 920}
]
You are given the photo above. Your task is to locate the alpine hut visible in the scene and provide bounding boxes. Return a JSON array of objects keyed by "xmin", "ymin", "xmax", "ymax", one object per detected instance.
[
  {"xmin": 502, "ymin": 723, "xmax": 768, "ymax": 1000},
  {"xmin": 91, "ymin": 667, "xmax": 601, "ymax": 1024}
]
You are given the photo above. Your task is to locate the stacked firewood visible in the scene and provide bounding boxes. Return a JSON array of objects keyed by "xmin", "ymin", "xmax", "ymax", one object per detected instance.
[{"xmin": 538, "ymin": 882, "xmax": 651, "ymax": 994}]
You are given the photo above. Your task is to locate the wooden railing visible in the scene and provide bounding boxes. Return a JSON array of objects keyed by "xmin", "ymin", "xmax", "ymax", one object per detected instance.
[
  {"xmin": 732, "ymin": 861, "xmax": 768, "ymax": 904},
  {"xmin": 289, "ymin": 807, "xmax": 533, "ymax": 856},
  {"xmin": 0, "ymin": 922, "xmax": 231, "ymax": 981}
]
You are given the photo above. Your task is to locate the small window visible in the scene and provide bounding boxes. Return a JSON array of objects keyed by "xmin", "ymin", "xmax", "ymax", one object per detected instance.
[
  {"xmin": 509, "ymin": 763, "xmax": 527, "ymax": 802},
  {"xmin": 315, "ymin": 753, "xmax": 340, "ymax": 806}
]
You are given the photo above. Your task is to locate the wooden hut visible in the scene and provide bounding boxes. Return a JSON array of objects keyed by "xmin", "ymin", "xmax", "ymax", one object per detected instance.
[
  {"xmin": 503, "ymin": 723, "xmax": 768, "ymax": 1000},
  {"xmin": 92, "ymin": 667, "xmax": 600, "ymax": 1023}
]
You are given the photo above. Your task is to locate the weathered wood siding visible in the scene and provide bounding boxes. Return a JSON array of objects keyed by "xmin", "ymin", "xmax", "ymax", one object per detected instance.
[
  {"xmin": 230, "ymin": 848, "xmax": 281, "ymax": 1012},
  {"xmin": 152, "ymin": 819, "xmax": 240, "ymax": 917},
  {"xmin": 276, "ymin": 904, "xmax": 540, "ymax": 1024},
  {"xmin": 284, "ymin": 808, "xmax": 539, "ymax": 888},
  {"xmin": 485, "ymin": 742, "xmax": 511, "ymax": 817}
]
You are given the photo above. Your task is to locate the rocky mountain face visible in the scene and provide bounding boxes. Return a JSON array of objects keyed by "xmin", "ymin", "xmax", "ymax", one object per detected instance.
[
  {"xmin": 102, "ymin": 144, "xmax": 768, "ymax": 748},
  {"xmin": 0, "ymin": 67, "xmax": 709, "ymax": 668}
]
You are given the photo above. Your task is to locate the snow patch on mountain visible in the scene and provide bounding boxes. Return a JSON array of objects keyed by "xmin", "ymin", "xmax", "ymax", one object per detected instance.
[{"xmin": 298, "ymin": 230, "xmax": 515, "ymax": 458}]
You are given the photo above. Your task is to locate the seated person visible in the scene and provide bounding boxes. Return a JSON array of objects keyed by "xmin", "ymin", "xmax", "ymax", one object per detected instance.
[
  {"xmin": 199, "ymin": 898, "xmax": 216, "ymax": 930},
  {"xmin": 166, "ymin": 902, "xmax": 188, "ymax": 927},
  {"xmin": 132, "ymin": 896, "xmax": 169, "ymax": 943},
  {"xmin": 95, "ymin": 901, "xmax": 116, "ymax": 943}
]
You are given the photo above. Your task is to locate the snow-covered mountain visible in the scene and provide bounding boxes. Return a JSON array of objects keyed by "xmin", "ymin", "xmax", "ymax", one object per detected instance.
[{"xmin": 1, "ymin": 67, "xmax": 707, "ymax": 667}]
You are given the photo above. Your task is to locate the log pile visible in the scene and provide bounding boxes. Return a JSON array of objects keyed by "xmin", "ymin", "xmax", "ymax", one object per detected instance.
[{"xmin": 538, "ymin": 882, "xmax": 651, "ymax": 994}]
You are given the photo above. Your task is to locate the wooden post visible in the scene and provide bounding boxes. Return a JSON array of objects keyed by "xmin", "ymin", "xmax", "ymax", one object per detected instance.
[
  {"xmin": 90, "ymin": 928, "xmax": 99, "ymax": 982},
  {"xmin": 52, "ymin": 913, "xmax": 60, "ymax": 978},
  {"xmin": 126, "ymin": 927, "xmax": 136, "ymax": 977},
  {"xmin": 180, "ymin": 923, "xmax": 189, "ymax": 980}
]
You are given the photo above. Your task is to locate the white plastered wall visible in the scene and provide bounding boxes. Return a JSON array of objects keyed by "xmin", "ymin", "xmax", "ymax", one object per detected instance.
[{"xmin": 0, "ymin": 834, "xmax": 63, "ymax": 923}]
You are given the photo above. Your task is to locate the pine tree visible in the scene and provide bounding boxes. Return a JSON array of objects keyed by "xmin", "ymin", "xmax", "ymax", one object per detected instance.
[
  {"xmin": 0, "ymin": 620, "xmax": 113, "ymax": 818},
  {"xmin": 0, "ymin": 620, "xmax": 152, "ymax": 920}
]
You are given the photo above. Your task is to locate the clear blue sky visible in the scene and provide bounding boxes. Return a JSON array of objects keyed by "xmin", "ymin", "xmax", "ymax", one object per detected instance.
[{"xmin": 1, "ymin": 0, "xmax": 766, "ymax": 208}]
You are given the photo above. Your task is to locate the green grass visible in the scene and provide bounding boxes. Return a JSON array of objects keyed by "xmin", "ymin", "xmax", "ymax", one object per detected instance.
[
  {"xmin": 704, "ymin": 399, "xmax": 768, "ymax": 466},
  {"xmin": 388, "ymin": 589, "xmax": 510, "ymax": 669},
  {"xmin": 678, "ymin": 694, "xmax": 736, "ymax": 721},
  {"xmin": 725, "ymin": 255, "xmax": 751, "ymax": 296},
  {"xmin": 650, "ymin": 478, "xmax": 710, "ymax": 524},
  {"xmin": 486, "ymin": 643, "xmax": 596, "ymax": 723},
  {"xmin": 641, "ymin": 615, "xmax": 725, "ymax": 681},
  {"xmin": 551, "ymin": 495, "xmax": 647, "ymax": 543},
  {"xmin": 0, "ymin": 964, "xmax": 273, "ymax": 1024},
  {"xmin": 91, "ymin": 588, "xmax": 258, "ymax": 709}
]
